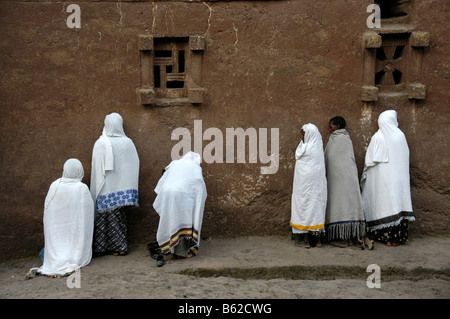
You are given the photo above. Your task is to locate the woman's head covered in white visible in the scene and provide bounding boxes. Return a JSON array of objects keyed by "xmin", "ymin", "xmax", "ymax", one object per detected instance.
[
  {"xmin": 296, "ymin": 123, "xmax": 323, "ymax": 159},
  {"xmin": 180, "ymin": 151, "xmax": 201, "ymax": 165},
  {"xmin": 62, "ymin": 158, "xmax": 84, "ymax": 181},
  {"xmin": 45, "ymin": 159, "xmax": 85, "ymax": 209},
  {"xmin": 378, "ymin": 109, "xmax": 400, "ymax": 133},
  {"xmin": 103, "ymin": 112, "xmax": 126, "ymax": 137},
  {"xmin": 302, "ymin": 123, "xmax": 322, "ymax": 144}
]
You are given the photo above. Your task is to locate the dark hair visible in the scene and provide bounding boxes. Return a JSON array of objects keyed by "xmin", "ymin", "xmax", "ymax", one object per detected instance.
[{"xmin": 330, "ymin": 116, "xmax": 346, "ymax": 129}]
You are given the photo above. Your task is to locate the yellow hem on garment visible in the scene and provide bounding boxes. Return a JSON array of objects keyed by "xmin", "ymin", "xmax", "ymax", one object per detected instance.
[{"xmin": 290, "ymin": 221, "xmax": 325, "ymax": 230}]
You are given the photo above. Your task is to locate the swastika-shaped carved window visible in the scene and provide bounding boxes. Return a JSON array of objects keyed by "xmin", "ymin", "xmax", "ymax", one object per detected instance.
[
  {"xmin": 153, "ymin": 38, "xmax": 188, "ymax": 99},
  {"xmin": 138, "ymin": 35, "xmax": 205, "ymax": 106}
]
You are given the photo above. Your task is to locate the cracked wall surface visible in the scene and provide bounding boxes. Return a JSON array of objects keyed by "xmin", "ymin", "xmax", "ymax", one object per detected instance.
[{"xmin": 0, "ymin": 0, "xmax": 448, "ymax": 258}]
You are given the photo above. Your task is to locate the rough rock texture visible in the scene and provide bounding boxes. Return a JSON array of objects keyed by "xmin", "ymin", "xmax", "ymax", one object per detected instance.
[{"xmin": 0, "ymin": 0, "xmax": 448, "ymax": 259}]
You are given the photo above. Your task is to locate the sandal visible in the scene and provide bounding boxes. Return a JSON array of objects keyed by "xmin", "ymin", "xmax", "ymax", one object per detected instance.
[
  {"xmin": 364, "ymin": 236, "xmax": 374, "ymax": 250},
  {"xmin": 147, "ymin": 242, "xmax": 163, "ymax": 260},
  {"xmin": 149, "ymin": 248, "xmax": 163, "ymax": 260}
]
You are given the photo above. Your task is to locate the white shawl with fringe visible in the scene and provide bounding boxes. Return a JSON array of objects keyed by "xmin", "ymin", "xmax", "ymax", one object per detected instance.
[
  {"xmin": 290, "ymin": 124, "xmax": 327, "ymax": 232},
  {"xmin": 361, "ymin": 110, "xmax": 414, "ymax": 231},
  {"xmin": 153, "ymin": 152, "xmax": 207, "ymax": 255},
  {"xmin": 325, "ymin": 129, "xmax": 365, "ymax": 240},
  {"xmin": 90, "ymin": 113, "xmax": 139, "ymax": 213},
  {"xmin": 40, "ymin": 159, "xmax": 94, "ymax": 276}
]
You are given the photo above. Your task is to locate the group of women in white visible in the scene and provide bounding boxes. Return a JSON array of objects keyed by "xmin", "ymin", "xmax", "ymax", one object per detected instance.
[
  {"xmin": 34, "ymin": 113, "xmax": 141, "ymax": 277},
  {"xmin": 291, "ymin": 110, "xmax": 414, "ymax": 249},
  {"xmin": 31, "ymin": 109, "xmax": 413, "ymax": 277},
  {"xmin": 31, "ymin": 112, "xmax": 206, "ymax": 277}
]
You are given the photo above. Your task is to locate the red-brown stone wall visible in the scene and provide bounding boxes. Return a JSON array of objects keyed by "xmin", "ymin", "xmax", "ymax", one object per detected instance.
[{"xmin": 0, "ymin": 0, "xmax": 448, "ymax": 259}]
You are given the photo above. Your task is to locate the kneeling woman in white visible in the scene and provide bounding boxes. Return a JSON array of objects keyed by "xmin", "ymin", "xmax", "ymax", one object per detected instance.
[{"xmin": 40, "ymin": 159, "xmax": 94, "ymax": 276}]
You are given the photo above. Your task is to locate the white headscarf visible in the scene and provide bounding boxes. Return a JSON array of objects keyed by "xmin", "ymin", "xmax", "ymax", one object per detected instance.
[
  {"xmin": 363, "ymin": 110, "xmax": 399, "ymax": 168},
  {"xmin": 63, "ymin": 158, "xmax": 84, "ymax": 179},
  {"xmin": 40, "ymin": 159, "xmax": 94, "ymax": 276},
  {"xmin": 45, "ymin": 158, "xmax": 84, "ymax": 209},
  {"xmin": 90, "ymin": 113, "xmax": 140, "ymax": 212},
  {"xmin": 290, "ymin": 124, "xmax": 327, "ymax": 232},
  {"xmin": 100, "ymin": 112, "xmax": 127, "ymax": 171}
]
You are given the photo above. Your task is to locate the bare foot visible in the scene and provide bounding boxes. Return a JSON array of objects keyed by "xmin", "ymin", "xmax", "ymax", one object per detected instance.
[{"xmin": 386, "ymin": 242, "xmax": 399, "ymax": 247}]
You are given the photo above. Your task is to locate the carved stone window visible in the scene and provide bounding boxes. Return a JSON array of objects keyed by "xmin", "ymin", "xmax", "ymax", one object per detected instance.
[
  {"xmin": 138, "ymin": 35, "xmax": 205, "ymax": 106},
  {"xmin": 375, "ymin": 34, "xmax": 408, "ymax": 91},
  {"xmin": 361, "ymin": 1, "xmax": 429, "ymax": 102},
  {"xmin": 153, "ymin": 38, "xmax": 188, "ymax": 99}
]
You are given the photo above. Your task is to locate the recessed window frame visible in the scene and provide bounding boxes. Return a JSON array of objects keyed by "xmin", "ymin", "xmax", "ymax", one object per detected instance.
[{"xmin": 138, "ymin": 34, "xmax": 206, "ymax": 106}]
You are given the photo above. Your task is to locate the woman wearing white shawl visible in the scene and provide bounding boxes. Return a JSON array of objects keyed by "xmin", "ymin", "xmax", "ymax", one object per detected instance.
[
  {"xmin": 290, "ymin": 124, "xmax": 327, "ymax": 248},
  {"xmin": 361, "ymin": 110, "xmax": 414, "ymax": 246},
  {"xmin": 40, "ymin": 159, "xmax": 94, "ymax": 276},
  {"xmin": 90, "ymin": 113, "xmax": 139, "ymax": 255},
  {"xmin": 153, "ymin": 152, "xmax": 207, "ymax": 258},
  {"xmin": 324, "ymin": 116, "xmax": 366, "ymax": 248}
]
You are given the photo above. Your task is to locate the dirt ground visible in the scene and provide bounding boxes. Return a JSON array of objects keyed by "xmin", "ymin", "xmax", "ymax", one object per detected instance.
[{"xmin": 0, "ymin": 235, "xmax": 449, "ymax": 301}]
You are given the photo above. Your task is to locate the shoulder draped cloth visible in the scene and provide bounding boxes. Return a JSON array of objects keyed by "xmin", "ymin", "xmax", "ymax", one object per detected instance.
[
  {"xmin": 324, "ymin": 129, "xmax": 365, "ymax": 240},
  {"xmin": 361, "ymin": 110, "xmax": 414, "ymax": 230},
  {"xmin": 153, "ymin": 152, "xmax": 207, "ymax": 255},
  {"xmin": 90, "ymin": 113, "xmax": 139, "ymax": 213}
]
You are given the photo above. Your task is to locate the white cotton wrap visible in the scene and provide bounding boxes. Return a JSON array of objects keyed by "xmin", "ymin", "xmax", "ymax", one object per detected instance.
[
  {"xmin": 40, "ymin": 159, "xmax": 94, "ymax": 276},
  {"xmin": 90, "ymin": 113, "xmax": 140, "ymax": 213},
  {"xmin": 361, "ymin": 110, "xmax": 414, "ymax": 231},
  {"xmin": 153, "ymin": 152, "xmax": 207, "ymax": 255},
  {"xmin": 290, "ymin": 124, "xmax": 327, "ymax": 232}
]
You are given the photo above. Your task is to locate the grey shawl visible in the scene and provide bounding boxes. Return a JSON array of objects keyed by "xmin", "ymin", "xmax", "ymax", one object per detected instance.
[{"xmin": 324, "ymin": 129, "xmax": 365, "ymax": 240}]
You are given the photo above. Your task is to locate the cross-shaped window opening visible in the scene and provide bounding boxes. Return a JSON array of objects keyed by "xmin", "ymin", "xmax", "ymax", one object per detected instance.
[{"xmin": 374, "ymin": 34, "xmax": 409, "ymax": 92}]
